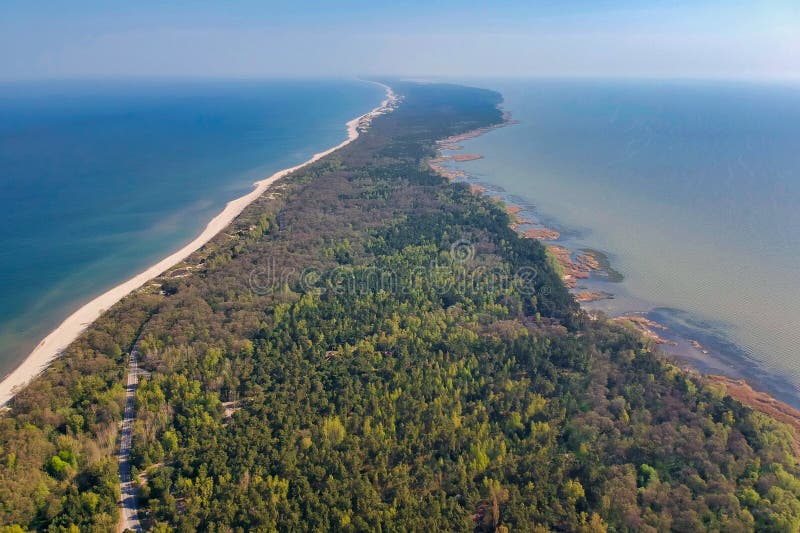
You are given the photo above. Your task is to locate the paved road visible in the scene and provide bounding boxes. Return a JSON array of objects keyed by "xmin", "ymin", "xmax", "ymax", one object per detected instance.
[{"xmin": 118, "ymin": 345, "xmax": 143, "ymax": 533}]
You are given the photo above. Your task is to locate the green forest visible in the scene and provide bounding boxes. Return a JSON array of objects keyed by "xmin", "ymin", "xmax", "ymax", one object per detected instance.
[{"xmin": 1, "ymin": 82, "xmax": 799, "ymax": 532}]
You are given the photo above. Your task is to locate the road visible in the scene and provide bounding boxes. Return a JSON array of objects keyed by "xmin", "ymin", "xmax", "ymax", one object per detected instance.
[{"xmin": 118, "ymin": 344, "xmax": 143, "ymax": 533}]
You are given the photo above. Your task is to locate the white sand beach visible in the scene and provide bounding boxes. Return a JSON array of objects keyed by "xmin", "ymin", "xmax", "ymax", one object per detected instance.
[{"xmin": 0, "ymin": 82, "xmax": 397, "ymax": 406}]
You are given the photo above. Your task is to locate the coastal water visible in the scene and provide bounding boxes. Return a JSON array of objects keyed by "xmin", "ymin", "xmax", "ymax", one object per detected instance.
[
  {"xmin": 449, "ymin": 79, "xmax": 800, "ymax": 406},
  {"xmin": 0, "ymin": 79, "xmax": 384, "ymax": 378}
]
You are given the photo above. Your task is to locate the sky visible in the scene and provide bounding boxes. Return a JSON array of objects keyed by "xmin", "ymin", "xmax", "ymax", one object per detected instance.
[{"xmin": 1, "ymin": 0, "xmax": 798, "ymax": 80}]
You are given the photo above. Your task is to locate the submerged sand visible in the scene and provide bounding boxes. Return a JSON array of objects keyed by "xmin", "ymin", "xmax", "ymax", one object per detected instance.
[{"xmin": 0, "ymin": 83, "xmax": 398, "ymax": 406}]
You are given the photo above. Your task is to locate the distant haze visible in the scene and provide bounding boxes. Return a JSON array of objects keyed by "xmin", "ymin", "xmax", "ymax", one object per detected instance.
[{"xmin": 2, "ymin": 0, "xmax": 798, "ymax": 80}]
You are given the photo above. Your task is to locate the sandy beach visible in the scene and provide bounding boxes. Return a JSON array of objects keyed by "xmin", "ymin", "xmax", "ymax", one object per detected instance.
[{"xmin": 0, "ymin": 82, "xmax": 398, "ymax": 406}]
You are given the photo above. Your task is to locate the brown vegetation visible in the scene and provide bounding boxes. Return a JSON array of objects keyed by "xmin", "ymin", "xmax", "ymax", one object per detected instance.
[
  {"xmin": 614, "ymin": 315, "xmax": 670, "ymax": 344},
  {"xmin": 575, "ymin": 291, "xmax": 613, "ymax": 303},
  {"xmin": 522, "ymin": 227, "xmax": 561, "ymax": 241}
]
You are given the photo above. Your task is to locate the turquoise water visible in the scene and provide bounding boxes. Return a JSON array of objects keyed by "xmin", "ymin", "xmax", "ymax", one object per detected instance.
[
  {"xmin": 449, "ymin": 79, "xmax": 800, "ymax": 405},
  {"xmin": 0, "ymin": 79, "xmax": 384, "ymax": 377}
]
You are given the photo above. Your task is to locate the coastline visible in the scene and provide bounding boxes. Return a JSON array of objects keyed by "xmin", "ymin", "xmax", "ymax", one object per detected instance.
[
  {"xmin": 0, "ymin": 82, "xmax": 398, "ymax": 406},
  {"xmin": 431, "ymin": 112, "xmax": 800, "ymax": 434}
]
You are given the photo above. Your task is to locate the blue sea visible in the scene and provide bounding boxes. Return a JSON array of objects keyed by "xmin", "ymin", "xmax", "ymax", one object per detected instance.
[
  {"xmin": 448, "ymin": 79, "xmax": 800, "ymax": 406},
  {"xmin": 0, "ymin": 79, "xmax": 384, "ymax": 378}
]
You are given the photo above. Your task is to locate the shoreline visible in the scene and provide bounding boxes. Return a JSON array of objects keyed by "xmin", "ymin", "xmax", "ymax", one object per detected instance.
[
  {"xmin": 0, "ymin": 82, "xmax": 398, "ymax": 406},
  {"xmin": 432, "ymin": 112, "xmax": 800, "ymax": 432}
]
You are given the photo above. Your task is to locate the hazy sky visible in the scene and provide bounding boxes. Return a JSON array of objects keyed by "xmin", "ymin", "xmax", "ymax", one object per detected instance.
[{"xmin": 1, "ymin": 0, "xmax": 798, "ymax": 80}]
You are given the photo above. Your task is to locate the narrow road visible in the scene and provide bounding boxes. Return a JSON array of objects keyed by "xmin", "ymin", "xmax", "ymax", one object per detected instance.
[{"xmin": 118, "ymin": 344, "xmax": 143, "ymax": 533}]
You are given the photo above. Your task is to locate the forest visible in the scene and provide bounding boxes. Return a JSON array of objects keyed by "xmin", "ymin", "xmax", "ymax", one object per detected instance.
[{"xmin": 1, "ymin": 81, "xmax": 799, "ymax": 532}]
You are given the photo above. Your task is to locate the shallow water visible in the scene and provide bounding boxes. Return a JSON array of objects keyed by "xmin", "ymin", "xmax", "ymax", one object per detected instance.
[{"xmin": 450, "ymin": 79, "xmax": 800, "ymax": 405}]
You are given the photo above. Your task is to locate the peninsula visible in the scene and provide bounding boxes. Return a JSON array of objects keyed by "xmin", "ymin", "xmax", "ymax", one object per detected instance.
[{"xmin": 1, "ymin": 82, "xmax": 798, "ymax": 532}]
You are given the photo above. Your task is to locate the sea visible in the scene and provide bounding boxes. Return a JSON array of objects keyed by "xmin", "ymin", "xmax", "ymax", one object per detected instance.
[
  {"xmin": 447, "ymin": 79, "xmax": 800, "ymax": 408},
  {"xmin": 0, "ymin": 78, "xmax": 384, "ymax": 378}
]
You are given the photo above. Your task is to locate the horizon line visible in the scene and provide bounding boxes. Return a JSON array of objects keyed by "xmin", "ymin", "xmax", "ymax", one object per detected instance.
[{"xmin": 1, "ymin": 73, "xmax": 799, "ymax": 85}]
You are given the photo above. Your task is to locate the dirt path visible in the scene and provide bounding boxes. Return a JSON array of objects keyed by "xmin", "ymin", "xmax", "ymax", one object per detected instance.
[{"xmin": 118, "ymin": 345, "xmax": 143, "ymax": 533}]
